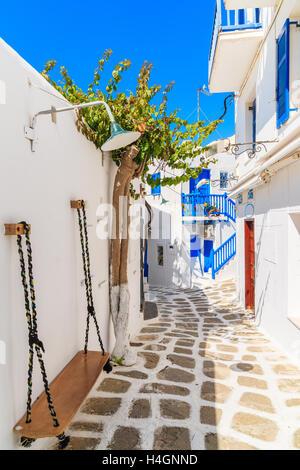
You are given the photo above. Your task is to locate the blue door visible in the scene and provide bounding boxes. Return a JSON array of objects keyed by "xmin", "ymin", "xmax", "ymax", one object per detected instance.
[
  {"xmin": 189, "ymin": 169, "xmax": 211, "ymax": 196},
  {"xmin": 144, "ymin": 240, "xmax": 148, "ymax": 279},
  {"xmin": 204, "ymin": 240, "xmax": 213, "ymax": 273},
  {"xmin": 190, "ymin": 235, "xmax": 201, "ymax": 258}
]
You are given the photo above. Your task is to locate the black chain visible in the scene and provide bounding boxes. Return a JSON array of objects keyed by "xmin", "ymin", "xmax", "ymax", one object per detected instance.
[
  {"xmin": 16, "ymin": 222, "xmax": 59, "ymax": 427},
  {"xmin": 76, "ymin": 202, "xmax": 105, "ymax": 355}
]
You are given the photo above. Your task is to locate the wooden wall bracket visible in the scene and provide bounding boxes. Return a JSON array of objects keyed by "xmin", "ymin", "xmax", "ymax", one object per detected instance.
[
  {"xmin": 70, "ymin": 200, "xmax": 84, "ymax": 209},
  {"xmin": 4, "ymin": 224, "xmax": 31, "ymax": 236}
]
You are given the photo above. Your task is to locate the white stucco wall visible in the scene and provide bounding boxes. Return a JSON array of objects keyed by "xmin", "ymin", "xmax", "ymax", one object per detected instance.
[
  {"xmin": 231, "ymin": 0, "xmax": 300, "ymax": 365},
  {"xmin": 235, "ymin": 1, "xmax": 300, "ymax": 181},
  {"xmin": 235, "ymin": 158, "xmax": 300, "ymax": 366},
  {"xmin": 0, "ymin": 39, "xmax": 141, "ymax": 449},
  {"xmin": 146, "ymin": 170, "xmax": 191, "ymax": 288}
]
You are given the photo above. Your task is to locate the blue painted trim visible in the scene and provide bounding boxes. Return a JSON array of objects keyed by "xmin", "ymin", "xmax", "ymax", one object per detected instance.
[
  {"xmin": 221, "ymin": 22, "xmax": 262, "ymax": 32},
  {"xmin": 277, "ymin": 18, "xmax": 290, "ymax": 128}
]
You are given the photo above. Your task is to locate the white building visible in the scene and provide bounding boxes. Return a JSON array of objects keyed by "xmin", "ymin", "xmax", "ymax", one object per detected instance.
[
  {"xmin": 208, "ymin": 0, "xmax": 300, "ymax": 363},
  {"xmin": 145, "ymin": 138, "xmax": 237, "ymax": 288},
  {"xmin": 0, "ymin": 39, "xmax": 142, "ymax": 449}
]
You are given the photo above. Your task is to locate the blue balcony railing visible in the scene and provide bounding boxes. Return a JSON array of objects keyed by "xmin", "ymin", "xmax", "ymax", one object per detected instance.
[
  {"xmin": 181, "ymin": 193, "xmax": 236, "ymax": 222},
  {"xmin": 209, "ymin": 0, "xmax": 262, "ymax": 82}
]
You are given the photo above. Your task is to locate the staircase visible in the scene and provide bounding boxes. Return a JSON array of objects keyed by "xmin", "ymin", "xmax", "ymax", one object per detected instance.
[
  {"xmin": 182, "ymin": 192, "xmax": 236, "ymax": 280},
  {"xmin": 182, "ymin": 193, "xmax": 236, "ymax": 222},
  {"xmin": 210, "ymin": 233, "xmax": 236, "ymax": 279}
]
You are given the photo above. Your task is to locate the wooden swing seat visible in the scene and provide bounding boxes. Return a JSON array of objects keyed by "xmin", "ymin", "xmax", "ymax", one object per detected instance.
[{"xmin": 13, "ymin": 350, "xmax": 110, "ymax": 439}]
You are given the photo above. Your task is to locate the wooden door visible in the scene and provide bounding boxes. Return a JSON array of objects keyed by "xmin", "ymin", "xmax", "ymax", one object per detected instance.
[{"xmin": 245, "ymin": 220, "xmax": 255, "ymax": 309}]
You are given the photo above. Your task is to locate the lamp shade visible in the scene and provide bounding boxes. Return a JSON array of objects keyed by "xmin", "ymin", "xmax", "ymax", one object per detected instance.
[{"xmin": 101, "ymin": 122, "xmax": 141, "ymax": 152}]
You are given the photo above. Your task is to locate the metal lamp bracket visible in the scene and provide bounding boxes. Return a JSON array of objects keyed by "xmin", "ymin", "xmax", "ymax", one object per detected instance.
[
  {"xmin": 24, "ymin": 126, "xmax": 38, "ymax": 152},
  {"xmin": 225, "ymin": 138, "xmax": 279, "ymax": 159}
]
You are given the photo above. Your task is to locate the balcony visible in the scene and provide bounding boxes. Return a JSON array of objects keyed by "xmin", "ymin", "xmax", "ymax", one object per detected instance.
[
  {"xmin": 208, "ymin": 0, "xmax": 264, "ymax": 93},
  {"xmin": 224, "ymin": 0, "xmax": 276, "ymax": 8},
  {"xmin": 181, "ymin": 193, "xmax": 236, "ymax": 222}
]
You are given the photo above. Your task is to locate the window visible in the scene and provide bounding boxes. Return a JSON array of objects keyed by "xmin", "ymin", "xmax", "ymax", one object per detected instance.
[
  {"xmin": 151, "ymin": 172, "xmax": 161, "ymax": 195},
  {"xmin": 255, "ymin": 8, "xmax": 260, "ymax": 24},
  {"xmin": 252, "ymin": 99, "xmax": 256, "ymax": 144},
  {"xmin": 277, "ymin": 19, "xmax": 290, "ymax": 128},
  {"xmin": 220, "ymin": 171, "xmax": 228, "ymax": 189},
  {"xmin": 248, "ymin": 100, "xmax": 256, "ymax": 142},
  {"xmin": 248, "ymin": 189, "xmax": 254, "ymax": 201},
  {"xmin": 157, "ymin": 245, "xmax": 164, "ymax": 266}
]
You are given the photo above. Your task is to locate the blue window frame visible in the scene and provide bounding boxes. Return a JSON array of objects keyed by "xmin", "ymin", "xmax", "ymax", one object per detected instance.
[
  {"xmin": 277, "ymin": 19, "xmax": 290, "ymax": 128},
  {"xmin": 151, "ymin": 172, "xmax": 161, "ymax": 195},
  {"xmin": 220, "ymin": 171, "xmax": 228, "ymax": 189}
]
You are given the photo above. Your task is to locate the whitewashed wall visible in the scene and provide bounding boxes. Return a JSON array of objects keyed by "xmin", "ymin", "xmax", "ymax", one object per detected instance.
[
  {"xmin": 0, "ymin": 39, "xmax": 141, "ymax": 450},
  {"xmin": 232, "ymin": 0, "xmax": 300, "ymax": 364},
  {"xmin": 235, "ymin": 158, "xmax": 300, "ymax": 365},
  {"xmin": 146, "ymin": 170, "xmax": 191, "ymax": 288},
  {"xmin": 235, "ymin": 1, "xmax": 300, "ymax": 180}
]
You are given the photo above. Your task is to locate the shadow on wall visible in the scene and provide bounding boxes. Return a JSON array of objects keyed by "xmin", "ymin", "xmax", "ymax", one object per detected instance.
[
  {"xmin": 255, "ymin": 271, "xmax": 271, "ymax": 327},
  {"xmin": 219, "ymin": 220, "xmax": 234, "ymax": 247},
  {"xmin": 172, "ymin": 238, "xmax": 191, "ymax": 288},
  {"xmin": 255, "ymin": 213, "xmax": 268, "ymax": 273}
]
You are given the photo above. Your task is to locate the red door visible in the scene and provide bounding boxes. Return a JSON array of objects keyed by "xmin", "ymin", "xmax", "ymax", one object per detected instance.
[{"xmin": 245, "ymin": 220, "xmax": 255, "ymax": 310}]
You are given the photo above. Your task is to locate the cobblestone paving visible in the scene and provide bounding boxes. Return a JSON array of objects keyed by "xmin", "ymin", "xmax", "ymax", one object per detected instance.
[{"xmin": 45, "ymin": 279, "xmax": 300, "ymax": 450}]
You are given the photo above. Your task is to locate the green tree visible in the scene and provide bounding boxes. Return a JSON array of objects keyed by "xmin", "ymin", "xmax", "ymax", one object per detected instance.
[{"xmin": 42, "ymin": 52, "xmax": 219, "ymax": 364}]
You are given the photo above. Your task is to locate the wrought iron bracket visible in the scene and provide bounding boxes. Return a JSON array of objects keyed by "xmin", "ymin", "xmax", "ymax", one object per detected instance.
[{"xmin": 224, "ymin": 139, "xmax": 279, "ymax": 159}]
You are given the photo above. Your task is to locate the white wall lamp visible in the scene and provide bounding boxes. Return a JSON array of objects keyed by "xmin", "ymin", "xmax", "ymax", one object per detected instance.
[{"xmin": 24, "ymin": 100, "xmax": 141, "ymax": 152}]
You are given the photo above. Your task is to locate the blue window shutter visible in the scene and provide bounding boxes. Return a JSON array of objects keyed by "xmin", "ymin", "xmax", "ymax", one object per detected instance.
[
  {"xmin": 151, "ymin": 172, "xmax": 161, "ymax": 195},
  {"xmin": 255, "ymin": 8, "xmax": 260, "ymax": 23},
  {"xmin": 277, "ymin": 19, "xmax": 290, "ymax": 128},
  {"xmin": 238, "ymin": 9, "xmax": 245, "ymax": 25}
]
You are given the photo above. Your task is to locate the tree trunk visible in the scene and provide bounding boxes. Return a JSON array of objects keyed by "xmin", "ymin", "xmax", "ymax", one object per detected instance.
[{"xmin": 110, "ymin": 145, "xmax": 139, "ymax": 366}]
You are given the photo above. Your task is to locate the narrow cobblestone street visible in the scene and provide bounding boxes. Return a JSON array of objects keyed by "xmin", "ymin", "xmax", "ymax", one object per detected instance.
[{"xmin": 44, "ymin": 279, "xmax": 300, "ymax": 450}]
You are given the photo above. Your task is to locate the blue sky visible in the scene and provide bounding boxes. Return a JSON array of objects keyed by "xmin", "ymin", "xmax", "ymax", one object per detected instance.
[{"xmin": 0, "ymin": 0, "xmax": 234, "ymax": 144}]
